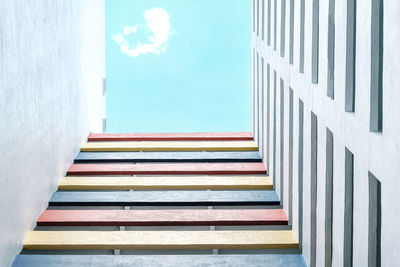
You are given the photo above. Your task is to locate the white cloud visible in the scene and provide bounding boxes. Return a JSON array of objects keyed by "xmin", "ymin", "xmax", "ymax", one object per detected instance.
[
  {"xmin": 123, "ymin": 25, "xmax": 138, "ymax": 35},
  {"xmin": 113, "ymin": 8, "xmax": 171, "ymax": 58}
]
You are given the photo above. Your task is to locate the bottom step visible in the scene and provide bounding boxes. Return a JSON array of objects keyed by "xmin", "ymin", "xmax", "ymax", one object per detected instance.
[
  {"xmin": 24, "ymin": 230, "xmax": 298, "ymax": 250},
  {"xmin": 13, "ymin": 254, "xmax": 306, "ymax": 267}
]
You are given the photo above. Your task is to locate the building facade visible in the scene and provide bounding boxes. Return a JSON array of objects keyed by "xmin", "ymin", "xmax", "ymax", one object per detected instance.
[
  {"xmin": 252, "ymin": 0, "xmax": 400, "ymax": 266},
  {"xmin": 0, "ymin": 0, "xmax": 105, "ymax": 266}
]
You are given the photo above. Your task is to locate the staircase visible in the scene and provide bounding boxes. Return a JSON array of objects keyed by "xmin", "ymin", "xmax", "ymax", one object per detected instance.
[{"xmin": 12, "ymin": 132, "xmax": 306, "ymax": 266}]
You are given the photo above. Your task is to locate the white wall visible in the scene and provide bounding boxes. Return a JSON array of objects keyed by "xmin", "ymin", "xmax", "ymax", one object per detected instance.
[
  {"xmin": 252, "ymin": 0, "xmax": 400, "ymax": 266},
  {"xmin": 0, "ymin": 0, "xmax": 105, "ymax": 266}
]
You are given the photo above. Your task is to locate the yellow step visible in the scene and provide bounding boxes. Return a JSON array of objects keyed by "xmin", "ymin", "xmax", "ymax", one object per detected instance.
[
  {"xmin": 59, "ymin": 175, "xmax": 273, "ymax": 190},
  {"xmin": 80, "ymin": 141, "xmax": 258, "ymax": 152},
  {"xmin": 24, "ymin": 230, "xmax": 298, "ymax": 250}
]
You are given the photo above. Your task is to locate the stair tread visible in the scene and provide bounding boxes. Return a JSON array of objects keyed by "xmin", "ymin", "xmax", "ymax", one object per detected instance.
[
  {"xmin": 49, "ymin": 190, "xmax": 280, "ymax": 206},
  {"xmin": 59, "ymin": 175, "xmax": 273, "ymax": 190},
  {"xmin": 88, "ymin": 132, "xmax": 253, "ymax": 141},
  {"xmin": 67, "ymin": 162, "xmax": 266, "ymax": 175},
  {"xmin": 80, "ymin": 141, "xmax": 258, "ymax": 152},
  {"xmin": 23, "ymin": 230, "xmax": 298, "ymax": 250},
  {"xmin": 13, "ymin": 132, "xmax": 303, "ymax": 264},
  {"xmin": 13, "ymin": 254, "xmax": 306, "ymax": 267},
  {"xmin": 75, "ymin": 151, "xmax": 262, "ymax": 163},
  {"xmin": 37, "ymin": 209, "xmax": 287, "ymax": 226}
]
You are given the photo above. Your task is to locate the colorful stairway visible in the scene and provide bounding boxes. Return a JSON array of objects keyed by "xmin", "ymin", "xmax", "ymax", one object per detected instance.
[{"xmin": 12, "ymin": 132, "xmax": 306, "ymax": 267}]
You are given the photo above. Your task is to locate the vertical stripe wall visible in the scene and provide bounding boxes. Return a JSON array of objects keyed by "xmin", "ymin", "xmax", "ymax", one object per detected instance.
[{"xmin": 251, "ymin": 0, "xmax": 400, "ymax": 266}]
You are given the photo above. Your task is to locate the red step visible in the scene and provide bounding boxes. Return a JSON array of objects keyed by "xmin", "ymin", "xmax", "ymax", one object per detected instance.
[
  {"xmin": 37, "ymin": 209, "xmax": 288, "ymax": 226},
  {"xmin": 88, "ymin": 132, "xmax": 253, "ymax": 141},
  {"xmin": 67, "ymin": 163, "xmax": 266, "ymax": 175}
]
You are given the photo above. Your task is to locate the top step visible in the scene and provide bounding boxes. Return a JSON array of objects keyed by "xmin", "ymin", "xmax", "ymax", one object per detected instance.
[{"xmin": 88, "ymin": 132, "xmax": 253, "ymax": 141}]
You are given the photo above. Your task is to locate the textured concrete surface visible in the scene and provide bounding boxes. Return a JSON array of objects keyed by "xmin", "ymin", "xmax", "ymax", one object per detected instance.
[
  {"xmin": 252, "ymin": 0, "xmax": 400, "ymax": 266},
  {"xmin": 12, "ymin": 254, "xmax": 307, "ymax": 267},
  {"xmin": 0, "ymin": 0, "xmax": 105, "ymax": 266}
]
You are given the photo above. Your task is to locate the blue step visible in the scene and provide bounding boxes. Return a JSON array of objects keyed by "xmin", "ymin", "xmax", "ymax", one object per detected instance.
[
  {"xmin": 13, "ymin": 254, "xmax": 306, "ymax": 267},
  {"xmin": 74, "ymin": 151, "xmax": 262, "ymax": 163},
  {"xmin": 49, "ymin": 190, "xmax": 280, "ymax": 206}
]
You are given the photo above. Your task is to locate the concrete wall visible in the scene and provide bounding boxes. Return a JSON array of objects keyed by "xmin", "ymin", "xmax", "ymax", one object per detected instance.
[
  {"xmin": 252, "ymin": 0, "xmax": 400, "ymax": 266},
  {"xmin": 0, "ymin": 0, "xmax": 105, "ymax": 266}
]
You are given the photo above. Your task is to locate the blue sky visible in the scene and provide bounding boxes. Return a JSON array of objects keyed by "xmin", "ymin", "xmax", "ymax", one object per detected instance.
[{"xmin": 106, "ymin": 0, "xmax": 251, "ymax": 133}]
